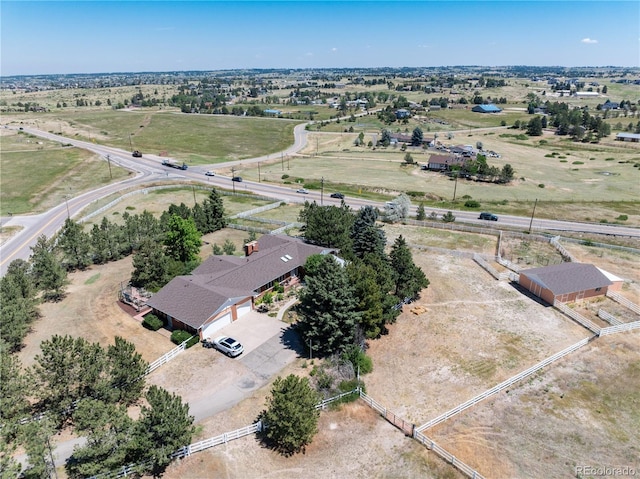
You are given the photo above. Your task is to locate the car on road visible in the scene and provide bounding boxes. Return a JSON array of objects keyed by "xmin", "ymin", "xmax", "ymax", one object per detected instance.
[
  {"xmin": 330, "ymin": 192, "xmax": 344, "ymax": 199},
  {"xmin": 296, "ymin": 188, "xmax": 308, "ymax": 194},
  {"xmin": 479, "ymin": 212, "xmax": 498, "ymax": 221},
  {"xmin": 205, "ymin": 170, "xmax": 215, "ymax": 176},
  {"xmin": 132, "ymin": 150, "xmax": 142, "ymax": 158},
  {"xmin": 211, "ymin": 336, "xmax": 244, "ymax": 357},
  {"xmin": 232, "ymin": 176, "xmax": 243, "ymax": 182}
]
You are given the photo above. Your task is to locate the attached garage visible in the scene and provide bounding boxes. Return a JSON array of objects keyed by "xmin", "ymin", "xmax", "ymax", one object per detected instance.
[
  {"xmin": 236, "ymin": 299, "xmax": 252, "ymax": 318},
  {"xmin": 201, "ymin": 311, "xmax": 232, "ymax": 340}
]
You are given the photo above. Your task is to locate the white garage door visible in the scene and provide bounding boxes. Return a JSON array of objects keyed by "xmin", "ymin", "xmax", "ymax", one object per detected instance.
[
  {"xmin": 236, "ymin": 300, "xmax": 252, "ymax": 318},
  {"xmin": 201, "ymin": 312, "xmax": 232, "ymax": 339}
]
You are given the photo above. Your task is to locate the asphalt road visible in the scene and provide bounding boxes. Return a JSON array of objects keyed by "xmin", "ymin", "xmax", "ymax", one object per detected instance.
[{"xmin": 2, "ymin": 123, "xmax": 639, "ymax": 276}]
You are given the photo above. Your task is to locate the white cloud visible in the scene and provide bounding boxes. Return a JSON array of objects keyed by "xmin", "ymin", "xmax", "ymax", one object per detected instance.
[
  {"xmin": 305, "ymin": 52, "xmax": 313, "ymax": 57},
  {"xmin": 331, "ymin": 47, "xmax": 338, "ymax": 52},
  {"xmin": 581, "ymin": 38, "xmax": 598, "ymax": 44}
]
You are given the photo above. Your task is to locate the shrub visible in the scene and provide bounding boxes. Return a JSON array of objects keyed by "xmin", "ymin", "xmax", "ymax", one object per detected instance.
[
  {"xmin": 281, "ymin": 174, "xmax": 289, "ymax": 179},
  {"xmin": 171, "ymin": 330, "xmax": 193, "ymax": 346},
  {"xmin": 142, "ymin": 313, "xmax": 163, "ymax": 331},
  {"xmin": 464, "ymin": 199, "xmax": 480, "ymax": 208},
  {"xmin": 538, "ymin": 184, "xmax": 545, "ymax": 188},
  {"xmin": 572, "ymin": 161, "xmax": 584, "ymax": 165},
  {"xmin": 616, "ymin": 215, "xmax": 628, "ymax": 221},
  {"xmin": 341, "ymin": 346, "xmax": 373, "ymax": 375}
]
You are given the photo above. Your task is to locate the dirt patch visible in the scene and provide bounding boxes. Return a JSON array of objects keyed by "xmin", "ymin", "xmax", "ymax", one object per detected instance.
[
  {"xmin": 426, "ymin": 334, "xmax": 640, "ymax": 478},
  {"xmin": 364, "ymin": 254, "xmax": 590, "ymax": 424},
  {"xmin": 18, "ymin": 257, "xmax": 173, "ymax": 368}
]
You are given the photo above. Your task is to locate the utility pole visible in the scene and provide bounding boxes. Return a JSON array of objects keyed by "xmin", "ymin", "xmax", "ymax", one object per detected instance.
[
  {"xmin": 281, "ymin": 153, "xmax": 284, "ymax": 171},
  {"xmin": 231, "ymin": 167, "xmax": 236, "ymax": 194},
  {"xmin": 129, "ymin": 133, "xmax": 133, "ymax": 151},
  {"xmin": 192, "ymin": 185, "xmax": 197, "ymax": 205},
  {"xmin": 452, "ymin": 171, "xmax": 459, "ymax": 201},
  {"xmin": 106, "ymin": 155, "xmax": 113, "ymax": 179},
  {"xmin": 320, "ymin": 177, "xmax": 324, "ymax": 205},
  {"xmin": 528, "ymin": 198, "xmax": 538, "ymax": 234},
  {"xmin": 258, "ymin": 162, "xmax": 261, "ymax": 182},
  {"xmin": 64, "ymin": 195, "xmax": 70, "ymax": 219}
]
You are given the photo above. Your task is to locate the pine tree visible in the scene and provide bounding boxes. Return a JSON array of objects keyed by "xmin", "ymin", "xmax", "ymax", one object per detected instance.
[
  {"xmin": 351, "ymin": 206, "xmax": 385, "ymax": 260},
  {"xmin": 202, "ymin": 188, "xmax": 227, "ymax": 233},
  {"xmin": 389, "ymin": 235, "xmax": 429, "ymax": 300},
  {"xmin": 259, "ymin": 375, "xmax": 321, "ymax": 456},
  {"xmin": 29, "ymin": 235, "xmax": 68, "ymax": 300},
  {"xmin": 297, "ymin": 255, "xmax": 359, "ymax": 356},
  {"xmin": 58, "ymin": 218, "xmax": 93, "ymax": 270},
  {"xmin": 133, "ymin": 386, "xmax": 195, "ymax": 475}
]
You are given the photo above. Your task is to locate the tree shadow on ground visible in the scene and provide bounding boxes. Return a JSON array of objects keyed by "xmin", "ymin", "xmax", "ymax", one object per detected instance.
[{"xmin": 279, "ymin": 326, "xmax": 306, "ymax": 358}]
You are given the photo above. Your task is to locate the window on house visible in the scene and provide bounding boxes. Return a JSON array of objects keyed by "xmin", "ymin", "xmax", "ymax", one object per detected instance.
[{"xmin": 595, "ymin": 287, "xmax": 602, "ymax": 292}]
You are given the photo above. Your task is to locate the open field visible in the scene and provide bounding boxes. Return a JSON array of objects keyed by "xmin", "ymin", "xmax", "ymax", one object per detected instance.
[
  {"xmin": 2, "ymin": 110, "xmax": 300, "ymax": 165},
  {"xmin": 0, "ymin": 128, "xmax": 132, "ymax": 215}
]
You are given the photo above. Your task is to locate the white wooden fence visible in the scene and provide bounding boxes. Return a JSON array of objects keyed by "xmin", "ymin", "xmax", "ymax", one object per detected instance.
[
  {"xmin": 597, "ymin": 309, "xmax": 623, "ymax": 326},
  {"xmin": 230, "ymin": 201, "xmax": 283, "ymax": 219},
  {"xmin": 598, "ymin": 320, "xmax": 640, "ymax": 337},
  {"xmin": 553, "ymin": 300, "xmax": 601, "ymax": 335},
  {"xmin": 473, "ymin": 253, "xmax": 504, "ymax": 280},
  {"xmin": 606, "ymin": 291, "xmax": 640, "ymax": 315},
  {"xmin": 549, "ymin": 236, "xmax": 577, "ymax": 262},
  {"xmin": 145, "ymin": 336, "xmax": 195, "ymax": 375},
  {"xmin": 413, "ymin": 431, "xmax": 486, "ymax": 479},
  {"xmin": 358, "ymin": 390, "xmax": 485, "ymax": 479},
  {"xmin": 88, "ymin": 389, "xmax": 359, "ymax": 479},
  {"xmin": 416, "ymin": 337, "xmax": 592, "ymax": 432}
]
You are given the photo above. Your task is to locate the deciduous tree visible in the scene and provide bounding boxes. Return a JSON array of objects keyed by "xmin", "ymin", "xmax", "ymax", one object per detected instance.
[{"xmin": 164, "ymin": 215, "xmax": 201, "ymax": 263}]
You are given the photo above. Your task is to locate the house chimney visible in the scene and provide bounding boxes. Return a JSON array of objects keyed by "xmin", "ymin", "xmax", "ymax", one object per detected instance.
[{"xmin": 244, "ymin": 240, "xmax": 259, "ymax": 256}]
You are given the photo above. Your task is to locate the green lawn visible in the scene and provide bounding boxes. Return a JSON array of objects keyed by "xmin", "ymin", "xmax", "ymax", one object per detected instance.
[
  {"xmin": 0, "ymin": 140, "xmax": 131, "ymax": 215},
  {"xmin": 54, "ymin": 110, "xmax": 301, "ymax": 164}
]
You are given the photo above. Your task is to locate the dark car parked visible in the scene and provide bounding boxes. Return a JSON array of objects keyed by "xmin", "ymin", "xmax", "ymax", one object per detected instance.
[
  {"xmin": 330, "ymin": 192, "xmax": 345, "ymax": 199},
  {"xmin": 232, "ymin": 176, "xmax": 243, "ymax": 182}
]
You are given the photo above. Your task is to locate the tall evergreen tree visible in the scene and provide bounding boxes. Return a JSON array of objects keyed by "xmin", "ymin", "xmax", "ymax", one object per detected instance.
[
  {"xmin": 201, "ymin": 188, "xmax": 227, "ymax": 233},
  {"xmin": 297, "ymin": 255, "xmax": 359, "ymax": 356},
  {"xmin": 351, "ymin": 206, "xmax": 385, "ymax": 260},
  {"xmin": 29, "ymin": 235, "xmax": 68, "ymax": 300},
  {"xmin": 67, "ymin": 400, "xmax": 135, "ymax": 478},
  {"xmin": 298, "ymin": 201, "xmax": 354, "ymax": 253},
  {"xmin": 106, "ymin": 336, "xmax": 148, "ymax": 405},
  {"xmin": 389, "ymin": 235, "xmax": 429, "ymax": 300},
  {"xmin": 411, "ymin": 126, "xmax": 424, "ymax": 146},
  {"xmin": 347, "ymin": 259, "xmax": 385, "ymax": 339},
  {"xmin": 58, "ymin": 218, "xmax": 93, "ymax": 270},
  {"xmin": 259, "ymin": 375, "xmax": 321, "ymax": 456},
  {"xmin": 0, "ymin": 260, "xmax": 39, "ymax": 351},
  {"xmin": 131, "ymin": 240, "xmax": 171, "ymax": 291},
  {"xmin": 133, "ymin": 386, "xmax": 195, "ymax": 475}
]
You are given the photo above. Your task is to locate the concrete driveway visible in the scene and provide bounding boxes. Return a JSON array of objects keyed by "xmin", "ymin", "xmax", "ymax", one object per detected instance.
[{"xmin": 188, "ymin": 303, "xmax": 305, "ymax": 422}]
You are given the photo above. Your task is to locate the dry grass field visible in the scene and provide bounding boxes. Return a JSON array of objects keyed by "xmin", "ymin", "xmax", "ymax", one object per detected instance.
[{"xmin": 17, "ymin": 219, "xmax": 639, "ymax": 479}]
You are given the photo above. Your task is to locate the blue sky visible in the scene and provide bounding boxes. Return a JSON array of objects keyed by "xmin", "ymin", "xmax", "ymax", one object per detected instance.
[{"xmin": 1, "ymin": 1, "xmax": 638, "ymax": 76}]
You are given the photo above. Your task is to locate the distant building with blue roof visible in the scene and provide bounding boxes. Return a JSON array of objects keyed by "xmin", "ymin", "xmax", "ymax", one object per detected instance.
[
  {"xmin": 264, "ymin": 109, "xmax": 281, "ymax": 116},
  {"xmin": 472, "ymin": 104, "xmax": 502, "ymax": 113}
]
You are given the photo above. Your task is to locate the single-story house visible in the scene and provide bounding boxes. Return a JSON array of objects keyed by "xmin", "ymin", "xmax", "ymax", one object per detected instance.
[
  {"xmin": 146, "ymin": 235, "xmax": 337, "ymax": 339},
  {"xmin": 616, "ymin": 132, "xmax": 640, "ymax": 143},
  {"xmin": 395, "ymin": 109, "xmax": 411, "ymax": 119},
  {"xmin": 574, "ymin": 91, "xmax": 599, "ymax": 98},
  {"xmin": 472, "ymin": 104, "xmax": 502, "ymax": 113},
  {"xmin": 264, "ymin": 109, "xmax": 282, "ymax": 116},
  {"xmin": 518, "ymin": 263, "xmax": 621, "ymax": 304},
  {"xmin": 425, "ymin": 154, "xmax": 465, "ymax": 171}
]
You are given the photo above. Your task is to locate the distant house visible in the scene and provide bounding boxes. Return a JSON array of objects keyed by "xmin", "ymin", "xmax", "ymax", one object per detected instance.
[
  {"xmin": 395, "ymin": 109, "xmax": 411, "ymax": 119},
  {"xmin": 616, "ymin": 133, "xmax": 640, "ymax": 142},
  {"xmin": 573, "ymin": 91, "xmax": 599, "ymax": 98},
  {"xmin": 264, "ymin": 109, "xmax": 281, "ymax": 116},
  {"xmin": 426, "ymin": 154, "xmax": 465, "ymax": 171},
  {"xmin": 472, "ymin": 104, "xmax": 502, "ymax": 113},
  {"xmin": 601, "ymin": 100, "xmax": 619, "ymax": 110},
  {"xmin": 518, "ymin": 263, "xmax": 621, "ymax": 304},
  {"xmin": 146, "ymin": 235, "xmax": 337, "ymax": 339}
]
